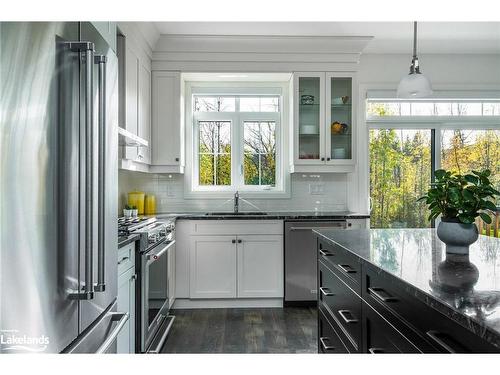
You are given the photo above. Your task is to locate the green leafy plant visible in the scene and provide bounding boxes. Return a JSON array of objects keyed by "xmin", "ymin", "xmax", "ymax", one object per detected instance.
[
  {"xmin": 125, "ymin": 204, "xmax": 137, "ymax": 210},
  {"xmin": 419, "ymin": 169, "xmax": 500, "ymax": 224}
]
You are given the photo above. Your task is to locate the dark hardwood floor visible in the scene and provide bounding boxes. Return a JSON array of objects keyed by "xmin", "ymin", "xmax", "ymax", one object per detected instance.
[{"xmin": 161, "ymin": 307, "xmax": 318, "ymax": 353}]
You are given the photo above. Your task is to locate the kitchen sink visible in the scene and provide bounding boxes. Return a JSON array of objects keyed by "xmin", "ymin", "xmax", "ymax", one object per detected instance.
[{"xmin": 205, "ymin": 212, "xmax": 268, "ymax": 216}]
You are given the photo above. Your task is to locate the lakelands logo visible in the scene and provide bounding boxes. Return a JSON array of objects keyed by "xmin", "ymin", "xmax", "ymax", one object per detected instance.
[{"xmin": 0, "ymin": 330, "xmax": 50, "ymax": 353}]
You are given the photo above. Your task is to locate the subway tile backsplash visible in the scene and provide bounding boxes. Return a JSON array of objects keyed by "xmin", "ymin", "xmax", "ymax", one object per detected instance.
[{"xmin": 118, "ymin": 170, "xmax": 348, "ymax": 214}]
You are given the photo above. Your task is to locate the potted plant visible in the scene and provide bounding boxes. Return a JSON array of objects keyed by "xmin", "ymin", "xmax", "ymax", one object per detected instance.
[
  {"xmin": 123, "ymin": 204, "xmax": 138, "ymax": 218},
  {"xmin": 419, "ymin": 169, "xmax": 500, "ymax": 255}
]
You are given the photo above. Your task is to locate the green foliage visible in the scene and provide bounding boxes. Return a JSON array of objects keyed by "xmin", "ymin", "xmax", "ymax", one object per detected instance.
[
  {"xmin": 125, "ymin": 204, "xmax": 137, "ymax": 210},
  {"xmin": 419, "ymin": 169, "xmax": 500, "ymax": 224}
]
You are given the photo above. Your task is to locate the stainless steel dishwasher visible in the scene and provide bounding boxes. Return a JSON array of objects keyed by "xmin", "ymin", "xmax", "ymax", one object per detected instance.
[{"xmin": 284, "ymin": 220, "xmax": 347, "ymax": 305}]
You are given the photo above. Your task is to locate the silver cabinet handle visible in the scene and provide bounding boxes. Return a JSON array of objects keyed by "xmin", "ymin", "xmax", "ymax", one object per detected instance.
[
  {"xmin": 338, "ymin": 309, "xmax": 358, "ymax": 324},
  {"xmin": 426, "ymin": 330, "xmax": 458, "ymax": 353},
  {"xmin": 368, "ymin": 347, "xmax": 385, "ymax": 354},
  {"xmin": 319, "ymin": 249, "xmax": 333, "ymax": 257},
  {"xmin": 65, "ymin": 41, "xmax": 95, "ymax": 300},
  {"xmin": 95, "ymin": 54, "xmax": 107, "ymax": 293},
  {"xmin": 368, "ymin": 287, "xmax": 398, "ymax": 303},
  {"xmin": 319, "ymin": 337, "xmax": 336, "ymax": 351},
  {"xmin": 319, "ymin": 287, "xmax": 334, "ymax": 296},
  {"xmin": 337, "ymin": 264, "xmax": 356, "ymax": 274},
  {"xmin": 95, "ymin": 312, "xmax": 129, "ymax": 354},
  {"xmin": 290, "ymin": 225, "xmax": 346, "ymax": 231}
]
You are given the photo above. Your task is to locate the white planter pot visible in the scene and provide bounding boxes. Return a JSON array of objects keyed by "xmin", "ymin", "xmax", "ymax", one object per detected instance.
[{"xmin": 123, "ymin": 209, "xmax": 138, "ymax": 218}]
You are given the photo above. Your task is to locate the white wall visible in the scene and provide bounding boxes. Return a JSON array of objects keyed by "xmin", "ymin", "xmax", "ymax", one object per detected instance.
[
  {"xmin": 119, "ymin": 170, "xmax": 348, "ymax": 213},
  {"xmin": 120, "ymin": 38, "xmax": 500, "ymax": 215},
  {"xmin": 347, "ymin": 53, "xmax": 500, "ymax": 215}
]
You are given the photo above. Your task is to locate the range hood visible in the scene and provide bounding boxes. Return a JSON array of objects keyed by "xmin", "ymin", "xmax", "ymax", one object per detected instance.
[{"xmin": 118, "ymin": 127, "xmax": 148, "ymax": 147}]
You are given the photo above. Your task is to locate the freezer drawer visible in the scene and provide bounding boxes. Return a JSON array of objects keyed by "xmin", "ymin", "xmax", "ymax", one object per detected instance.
[
  {"xmin": 63, "ymin": 300, "xmax": 128, "ymax": 353},
  {"xmin": 284, "ymin": 221, "xmax": 346, "ymax": 303}
]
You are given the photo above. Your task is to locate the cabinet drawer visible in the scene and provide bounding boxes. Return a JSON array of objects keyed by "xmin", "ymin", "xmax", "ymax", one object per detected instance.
[
  {"xmin": 190, "ymin": 220, "xmax": 283, "ymax": 235},
  {"xmin": 319, "ymin": 261, "xmax": 362, "ymax": 352},
  {"xmin": 318, "ymin": 238, "xmax": 361, "ymax": 288},
  {"xmin": 118, "ymin": 242, "xmax": 135, "ymax": 274},
  {"xmin": 363, "ymin": 302, "xmax": 420, "ymax": 353},
  {"xmin": 363, "ymin": 264, "xmax": 500, "ymax": 353},
  {"xmin": 318, "ymin": 306, "xmax": 349, "ymax": 354}
]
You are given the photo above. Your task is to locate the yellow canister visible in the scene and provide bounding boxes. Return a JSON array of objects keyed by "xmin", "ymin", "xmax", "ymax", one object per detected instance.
[
  {"xmin": 145, "ymin": 195, "xmax": 156, "ymax": 215},
  {"xmin": 127, "ymin": 190, "xmax": 145, "ymax": 215}
]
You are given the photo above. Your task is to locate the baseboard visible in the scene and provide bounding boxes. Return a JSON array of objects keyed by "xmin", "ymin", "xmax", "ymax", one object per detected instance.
[
  {"xmin": 283, "ymin": 300, "xmax": 317, "ymax": 307},
  {"xmin": 172, "ymin": 298, "xmax": 283, "ymax": 309}
]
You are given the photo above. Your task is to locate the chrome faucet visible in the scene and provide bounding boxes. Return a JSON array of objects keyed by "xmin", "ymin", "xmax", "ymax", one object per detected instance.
[{"xmin": 234, "ymin": 191, "xmax": 239, "ymax": 213}]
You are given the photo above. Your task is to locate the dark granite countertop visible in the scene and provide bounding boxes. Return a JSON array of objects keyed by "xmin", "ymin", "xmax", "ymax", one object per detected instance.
[
  {"xmin": 156, "ymin": 211, "xmax": 370, "ymax": 221},
  {"xmin": 313, "ymin": 228, "xmax": 500, "ymax": 349},
  {"xmin": 118, "ymin": 233, "xmax": 141, "ymax": 248}
]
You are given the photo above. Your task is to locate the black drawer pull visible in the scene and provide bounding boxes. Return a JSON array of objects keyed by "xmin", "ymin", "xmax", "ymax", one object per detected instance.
[
  {"xmin": 368, "ymin": 287, "xmax": 398, "ymax": 302},
  {"xmin": 319, "ymin": 287, "xmax": 334, "ymax": 297},
  {"xmin": 117, "ymin": 256, "xmax": 129, "ymax": 265},
  {"xmin": 337, "ymin": 264, "xmax": 356, "ymax": 274},
  {"xmin": 426, "ymin": 330, "xmax": 459, "ymax": 353},
  {"xmin": 319, "ymin": 249, "xmax": 333, "ymax": 257},
  {"xmin": 319, "ymin": 337, "xmax": 336, "ymax": 351},
  {"xmin": 368, "ymin": 348, "xmax": 385, "ymax": 354},
  {"xmin": 338, "ymin": 309, "xmax": 358, "ymax": 324}
]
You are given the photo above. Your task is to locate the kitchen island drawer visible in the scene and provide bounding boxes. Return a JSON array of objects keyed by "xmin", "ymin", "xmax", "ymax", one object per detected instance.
[
  {"xmin": 319, "ymin": 260, "xmax": 362, "ymax": 352},
  {"xmin": 318, "ymin": 306, "xmax": 349, "ymax": 353},
  {"xmin": 318, "ymin": 238, "xmax": 361, "ymax": 288},
  {"xmin": 363, "ymin": 263, "xmax": 500, "ymax": 353}
]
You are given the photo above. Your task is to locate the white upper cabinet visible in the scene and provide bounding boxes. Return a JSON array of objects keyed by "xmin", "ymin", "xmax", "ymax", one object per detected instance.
[
  {"xmin": 151, "ymin": 71, "xmax": 184, "ymax": 173},
  {"xmin": 292, "ymin": 72, "xmax": 356, "ymax": 173},
  {"xmin": 137, "ymin": 63, "xmax": 151, "ymax": 164},
  {"xmin": 124, "ymin": 45, "xmax": 139, "ymax": 161}
]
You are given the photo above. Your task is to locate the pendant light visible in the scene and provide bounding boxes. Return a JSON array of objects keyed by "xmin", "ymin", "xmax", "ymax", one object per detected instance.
[{"xmin": 397, "ymin": 21, "xmax": 433, "ymax": 98}]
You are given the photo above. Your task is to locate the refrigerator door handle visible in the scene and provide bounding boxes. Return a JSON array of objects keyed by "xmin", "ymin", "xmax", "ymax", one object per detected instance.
[
  {"xmin": 94, "ymin": 54, "xmax": 107, "ymax": 293},
  {"xmin": 95, "ymin": 312, "xmax": 129, "ymax": 354},
  {"xmin": 66, "ymin": 41, "xmax": 95, "ymax": 300}
]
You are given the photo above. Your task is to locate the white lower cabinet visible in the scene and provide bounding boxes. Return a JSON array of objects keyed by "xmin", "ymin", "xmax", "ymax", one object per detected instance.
[
  {"xmin": 237, "ymin": 235, "xmax": 283, "ymax": 298},
  {"xmin": 188, "ymin": 231, "xmax": 284, "ymax": 300},
  {"xmin": 189, "ymin": 236, "xmax": 237, "ymax": 299},
  {"xmin": 117, "ymin": 265, "xmax": 136, "ymax": 353}
]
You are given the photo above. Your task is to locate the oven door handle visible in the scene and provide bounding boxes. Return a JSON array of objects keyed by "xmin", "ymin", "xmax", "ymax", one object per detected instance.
[{"xmin": 147, "ymin": 240, "xmax": 175, "ymax": 261}]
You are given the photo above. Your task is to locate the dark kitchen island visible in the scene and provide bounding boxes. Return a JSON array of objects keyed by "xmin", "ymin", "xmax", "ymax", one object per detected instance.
[{"xmin": 314, "ymin": 228, "xmax": 500, "ymax": 353}]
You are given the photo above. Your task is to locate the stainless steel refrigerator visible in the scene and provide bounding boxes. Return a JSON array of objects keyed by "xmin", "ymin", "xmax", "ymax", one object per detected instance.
[{"xmin": 0, "ymin": 22, "xmax": 127, "ymax": 353}]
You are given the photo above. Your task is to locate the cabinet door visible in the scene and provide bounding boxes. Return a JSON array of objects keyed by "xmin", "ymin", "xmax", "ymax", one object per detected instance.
[
  {"xmin": 189, "ymin": 236, "xmax": 237, "ymax": 298},
  {"xmin": 117, "ymin": 267, "xmax": 136, "ymax": 353},
  {"xmin": 237, "ymin": 235, "xmax": 283, "ymax": 298},
  {"xmin": 325, "ymin": 73, "xmax": 355, "ymax": 164},
  {"xmin": 137, "ymin": 63, "xmax": 151, "ymax": 164},
  {"xmin": 124, "ymin": 46, "xmax": 138, "ymax": 160},
  {"xmin": 152, "ymin": 71, "xmax": 182, "ymax": 166},
  {"xmin": 294, "ymin": 72, "xmax": 325, "ymax": 164}
]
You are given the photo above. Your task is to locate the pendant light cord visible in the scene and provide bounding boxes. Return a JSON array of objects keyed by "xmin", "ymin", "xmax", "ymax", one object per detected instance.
[{"xmin": 413, "ymin": 21, "xmax": 418, "ymax": 59}]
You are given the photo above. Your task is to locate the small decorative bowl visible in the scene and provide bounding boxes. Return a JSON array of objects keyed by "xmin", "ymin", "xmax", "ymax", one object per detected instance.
[{"xmin": 301, "ymin": 95, "xmax": 315, "ymax": 105}]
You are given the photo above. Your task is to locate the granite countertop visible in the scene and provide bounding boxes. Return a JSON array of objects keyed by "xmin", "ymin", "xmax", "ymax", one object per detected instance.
[
  {"xmin": 313, "ymin": 228, "xmax": 500, "ymax": 349},
  {"xmin": 118, "ymin": 233, "xmax": 141, "ymax": 248},
  {"xmin": 156, "ymin": 211, "xmax": 370, "ymax": 221}
]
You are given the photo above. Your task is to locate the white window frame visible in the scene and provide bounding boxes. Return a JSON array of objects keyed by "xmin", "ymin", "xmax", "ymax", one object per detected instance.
[{"xmin": 184, "ymin": 82, "xmax": 290, "ymax": 199}]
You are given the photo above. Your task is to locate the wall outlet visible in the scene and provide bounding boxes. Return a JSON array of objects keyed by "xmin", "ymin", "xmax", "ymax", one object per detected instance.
[{"xmin": 309, "ymin": 183, "xmax": 324, "ymax": 195}]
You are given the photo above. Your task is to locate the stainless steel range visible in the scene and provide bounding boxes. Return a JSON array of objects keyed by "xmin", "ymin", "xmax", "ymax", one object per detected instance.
[{"xmin": 118, "ymin": 217, "xmax": 176, "ymax": 353}]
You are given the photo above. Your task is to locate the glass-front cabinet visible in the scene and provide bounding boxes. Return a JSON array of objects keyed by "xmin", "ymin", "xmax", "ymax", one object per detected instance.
[{"xmin": 293, "ymin": 72, "xmax": 356, "ymax": 172}]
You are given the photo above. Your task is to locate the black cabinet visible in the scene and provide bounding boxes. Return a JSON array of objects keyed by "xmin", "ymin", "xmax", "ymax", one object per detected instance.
[{"xmin": 317, "ymin": 237, "xmax": 500, "ymax": 354}]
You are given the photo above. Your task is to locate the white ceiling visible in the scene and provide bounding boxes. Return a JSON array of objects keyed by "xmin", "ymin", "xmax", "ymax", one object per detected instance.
[{"xmin": 153, "ymin": 22, "xmax": 500, "ymax": 54}]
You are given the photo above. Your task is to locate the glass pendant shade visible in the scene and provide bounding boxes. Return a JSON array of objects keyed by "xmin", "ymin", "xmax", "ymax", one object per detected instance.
[
  {"xmin": 397, "ymin": 72, "xmax": 433, "ymax": 98},
  {"xmin": 397, "ymin": 22, "xmax": 433, "ymax": 98}
]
